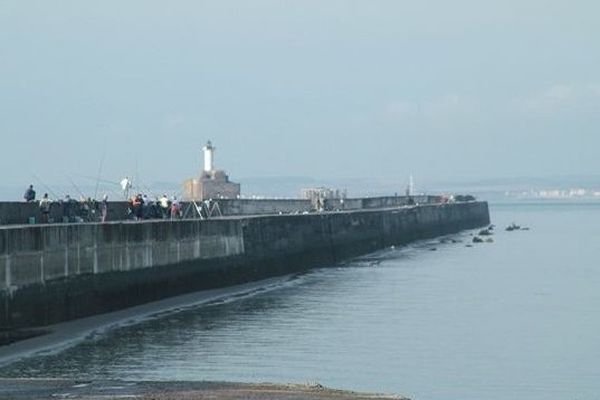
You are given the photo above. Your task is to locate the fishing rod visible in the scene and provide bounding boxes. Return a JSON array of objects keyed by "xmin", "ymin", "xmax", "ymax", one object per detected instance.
[
  {"xmin": 65, "ymin": 175, "xmax": 86, "ymax": 200},
  {"xmin": 73, "ymin": 173, "xmax": 121, "ymax": 187},
  {"xmin": 31, "ymin": 173, "xmax": 59, "ymax": 199},
  {"xmin": 94, "ymin": 150, "xmax": 106, "ymax": 201},
  {"xmin": 71, "ymin": 173, "xmax": 125, "ymax": 201},
  {"xmin": 136, "ymin": 177, "xmax": 163, "ymax": 200}
]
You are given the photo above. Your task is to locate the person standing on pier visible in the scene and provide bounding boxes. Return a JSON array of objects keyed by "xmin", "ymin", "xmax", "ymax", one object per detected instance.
[
  {"xmin": 23, "ymin": 184, "xmax": 36, "ymax": 202},
  {"xmin": 62, "ymin": 195, "xmax": 74, "ymax": 223},
  {"xmin": 159, "ymin": 195, "xmax": 170, "ymax": 219},
  {"xmin": 132, "ymin": 194, "xmax": 144, "ymax": 220},
  {"xmin": 171, "ymin": 196, "xmax": 181, "ymax": 219},
  {"xmin": 142, "ymin": 194, "xmax": 151, "ymax": 219},
  {"xmin": 120, "ymin": 177, "xmax": 132, "ymax": 200},
  {"xmin": 101, "ymin": 194, "xmax": 109, "ymax": 223},
  {"xmin": 39, "ymin": 193, "xmax": 51, "ymax": 223}
]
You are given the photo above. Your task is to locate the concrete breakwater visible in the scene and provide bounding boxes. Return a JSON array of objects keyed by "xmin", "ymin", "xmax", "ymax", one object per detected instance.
[
  {"xmin": 0, "ymin": 195, "xmax": 443, "ymax": 226},
  {"xmin": 0, "ymin": 201, "xmax": 489, "ymax": 331}
]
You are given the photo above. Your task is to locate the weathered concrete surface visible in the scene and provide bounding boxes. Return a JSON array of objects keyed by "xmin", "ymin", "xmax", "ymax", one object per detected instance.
[
  {"xmin": 218, "ymin": 198, "xmax": 312, "ymax": 215},
  {"xmin": 0, "ymin": 379, "xmax": 408, "ymax": 400},
  {"xmin": 0, "ymin": 201, "xmax": 490, "ymax": 330},
  {"xmin": 323, "ymin": 195, "xmax": 441, "ymax": 211},
  {"xmin": 0, "ymin": 196, "xmax": 445, "ymax": 226},
  {"xmin": 0, "ymin": 200, "xmax": 313, "ymax": 225},
  {"xmin": 0, "ymin": 201, "xmax": 130, "ymax": 225}
]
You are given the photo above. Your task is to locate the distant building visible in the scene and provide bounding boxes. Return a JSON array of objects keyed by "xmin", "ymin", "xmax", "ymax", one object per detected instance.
[
  {"xmin": 405, "ymin": 174, "xmax": 415, "ymax": 197},
  {"xmin": 183, "ymin": 140, "xmax": 241, "ymax": 201},
  {"xmin": 300, "ymin": 187, "xmax": 345, "ymax": 203},
  {"xmin": 300, "ymin": 187, "xmax": 346, "ymax": 211}
]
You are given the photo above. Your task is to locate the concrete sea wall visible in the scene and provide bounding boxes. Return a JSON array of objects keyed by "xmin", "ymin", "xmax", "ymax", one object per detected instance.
[
  {"xmin": 0, "ymin": 201, "xmax": 130, "ymax": 225},
  {"xmin": 0, "ymin": 201, "xmax": 489, "ymax": 330},
  {"xmin": 0, "ymin": 200, "xmax": 313, "ymax": 225},
  {"xmin": 0, "ymin": 200, "xmax": 312, "ymax": 225},
  {"xmin": 0, "ymin": 196, "xmax": 445, "ymax": 226},
  {"xmin": 217, "ymin": 199, "xmax": 312, "ymax": 215},
  {"xmin": 323, "ymin": 195, "xmax": 442, "ymax": 211}
]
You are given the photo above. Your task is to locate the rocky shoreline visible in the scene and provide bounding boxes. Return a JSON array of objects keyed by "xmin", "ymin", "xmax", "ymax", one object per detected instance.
[{"xmin": 0, "ymin": 379, "xmax": 408, "ymax": 400}]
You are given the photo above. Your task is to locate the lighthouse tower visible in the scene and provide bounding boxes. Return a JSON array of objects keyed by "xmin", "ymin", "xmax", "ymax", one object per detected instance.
[
  {"xmin": 183, "ymin": 140, "xmax": 241, "ymax": 201},
  {"xmin": 406, "ymin": 174, "xmax": 415, "ymax": 197},
  {"xmin": 202, "ymin": 141, "xmax": 215, "ymax": 172}
]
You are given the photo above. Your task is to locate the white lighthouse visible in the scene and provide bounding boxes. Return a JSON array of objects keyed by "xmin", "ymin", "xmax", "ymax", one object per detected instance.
[
  {"xmin": 202, "ymin": 140, "xmax": 215, "ymax": 172},
  {"xmin": 183, "ymin": 140, "xmax": 241, "ymax": 201},
  {"xmin": 406, "ymin": 174, "xmax": 415, "ymax": 197}
]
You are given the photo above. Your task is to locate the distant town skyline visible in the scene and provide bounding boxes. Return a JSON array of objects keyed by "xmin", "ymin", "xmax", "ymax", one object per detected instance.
[{"xmin": 1, "ymin": 1, "xmax": 599, "ymax": 189}]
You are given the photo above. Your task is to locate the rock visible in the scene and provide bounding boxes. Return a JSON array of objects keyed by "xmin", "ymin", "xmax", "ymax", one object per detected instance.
[
  {"xmin": 485, "ymin": 238, "xmax": 494, "ymax": 243},
  {"xmin": 472, "ymin": 236, "xmax": 484, "ymax": 243},
  {"xmin": 506, "ymin": 223, "xmax": 521, "ymax": 231},
  {"xmin": 478, "ymin": 229, "xmax": 492, "ymax": 236}
]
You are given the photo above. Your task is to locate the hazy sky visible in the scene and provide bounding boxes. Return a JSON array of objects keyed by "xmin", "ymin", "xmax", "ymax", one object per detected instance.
[{"xmin": 1, "ymin": 1, "xmax": 599, "ymax": 189}]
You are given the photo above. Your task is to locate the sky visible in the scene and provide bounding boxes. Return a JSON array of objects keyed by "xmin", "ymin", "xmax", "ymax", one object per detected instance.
[{"xmin": 1, "ymin": 0, "xmax": 599, "ymax": 194}]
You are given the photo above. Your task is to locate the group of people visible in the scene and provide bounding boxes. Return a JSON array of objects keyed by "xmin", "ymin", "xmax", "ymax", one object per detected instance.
[
  {"xmin": 127, "ymin": 194, "xmax": 182, "ymax": 220},
  {"xmin": 25, "ymin": 185, "xmax": 111, "ymax": 223},
  {"xmin": 24, "ymin": 185, "xmax": 185, "ymax": 224}
]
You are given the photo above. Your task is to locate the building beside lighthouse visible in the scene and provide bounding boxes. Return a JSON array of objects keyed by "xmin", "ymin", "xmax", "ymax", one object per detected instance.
[{"xmin": 183, "ymin": 140, "xmax": 241, "ymax": 201}]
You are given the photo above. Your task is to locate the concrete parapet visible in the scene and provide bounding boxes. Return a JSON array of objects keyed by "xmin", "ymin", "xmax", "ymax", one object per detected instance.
[
  {"xmin": 0, "ymin": 196, "xmax": 447, "ymax": 226},
  {"xmin": 323, "ymin": 195, "xmax": 443, "ymax": 211},
  {"xmin": 218, "ymin": 199, "xmax": 312, "ymax": 215}
]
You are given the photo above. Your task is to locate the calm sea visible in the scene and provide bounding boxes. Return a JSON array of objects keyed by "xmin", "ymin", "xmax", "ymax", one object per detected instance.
[{"xmin": 2, "ymin": 201, "xmax": 599, "ymax": 400}]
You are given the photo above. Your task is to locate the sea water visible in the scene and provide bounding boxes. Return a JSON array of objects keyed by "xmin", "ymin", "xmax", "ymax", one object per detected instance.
[{"xmin": 2, "ymin": 201, "xmax": 599, "ymax": 400}]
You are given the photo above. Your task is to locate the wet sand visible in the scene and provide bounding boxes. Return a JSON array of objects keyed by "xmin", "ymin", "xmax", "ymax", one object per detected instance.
[{"xmin": 0, "ymin": 379, "xmax": 408, "ymax": 400}]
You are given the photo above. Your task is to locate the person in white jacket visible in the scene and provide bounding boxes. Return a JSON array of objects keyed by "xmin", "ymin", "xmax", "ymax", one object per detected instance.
[{"xmin": 39, "ymin": 193, "xmax": 52, "ymax": 223}]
